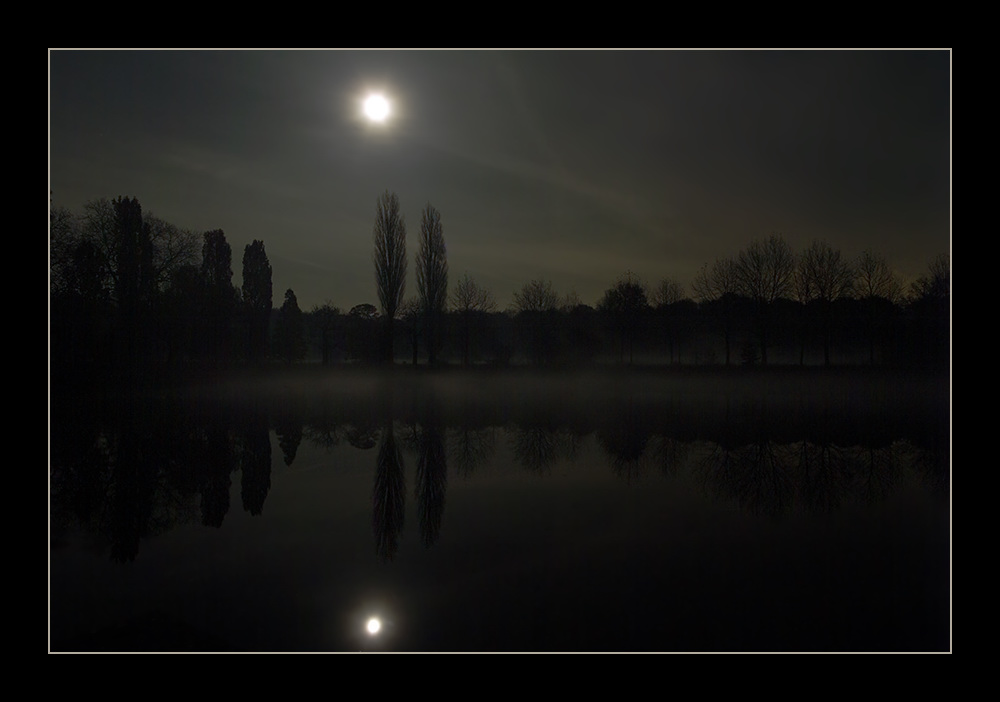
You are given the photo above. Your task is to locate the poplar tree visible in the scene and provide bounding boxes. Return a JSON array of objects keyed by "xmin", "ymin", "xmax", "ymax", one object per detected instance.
[
  {"xmin": 242, "ymin": 240, "xmax": 273, "ymax": 363},
  {"xmin": 416, "ymin": 203, "xmax": 448, "ymax": 365},
  {"xmin": 373, "ymin": 191, "xmax": 407, "ymax": 364}
]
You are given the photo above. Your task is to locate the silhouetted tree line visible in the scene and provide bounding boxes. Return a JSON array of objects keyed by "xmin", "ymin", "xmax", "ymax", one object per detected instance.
[
  {"xmin": 51, "ymin": 195, "xmax": 950, "ymax": 390},
  {"xmin": 50, "ymin": 196, "xmax": 322, "ymax": 387}
]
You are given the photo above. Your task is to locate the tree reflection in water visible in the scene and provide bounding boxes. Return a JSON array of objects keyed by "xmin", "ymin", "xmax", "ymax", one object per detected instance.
[
  {"xmin": 49, "ymin": 373, "xmax": 949, "ymax": 565},
  {"xmin": 346, "ymin": 421, "xmax": 381, "ymax": 450},
  {"xmin": 854, "ymin": 440, "xmax": 911, "ymax": 505},
  {"xmin": 596, "ymin": 399, "xmax": 652, "ymax": 484},
  {"xmin": 199, "ymin": 413, "xmax": 235, "ymax": 529},
  {"xmin": 108, "ymin": 407, "xmax": 155, "ymax": 562},
  {"xmin": 649, "ymin": 435, "xmax": 690, "ymax": 479},
  {"xmin": 796, "ymin": 439, "xmax": 856, "ymax": 514},
  {"xmin": 694, "ymin": 438, "xmax": 796, "ymax": 519},
  {"xmin": 372, "ymin": 423, "xmax": 405, "ymax": 563},
  {"xmin": 447, "ymin": 425, "xmax": 496, "ymax": 476},
  {"xmin": 274, "ymin": 408, "xmax": 303, "ymax": 467},
  {"xmin": 415, "ymin": 410, "xmax": 447, "ymax": 548},
  {"xmin": 239, "ymin": 406, "xmax": 271, "ymax": 516},
  {"xmin": 509, "ymin": 423, "xmax": 562, "ymax": 473}
]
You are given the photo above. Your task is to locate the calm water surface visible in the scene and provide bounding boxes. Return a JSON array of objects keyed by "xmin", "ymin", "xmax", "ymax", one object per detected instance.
[{"xmin": 49, "ymin": 370, "xmax": 951, "ymax": 652}]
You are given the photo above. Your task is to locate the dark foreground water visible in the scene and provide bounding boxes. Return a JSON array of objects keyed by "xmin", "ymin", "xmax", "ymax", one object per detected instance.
[{"xmin": 49, "ymin": 369, "xmax": 950, "ymax": 653}]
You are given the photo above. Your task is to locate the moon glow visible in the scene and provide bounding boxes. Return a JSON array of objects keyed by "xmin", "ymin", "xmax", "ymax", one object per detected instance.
[{"xmin": 363, "ymin": 94, "xmax": 390, "ymax": 122}]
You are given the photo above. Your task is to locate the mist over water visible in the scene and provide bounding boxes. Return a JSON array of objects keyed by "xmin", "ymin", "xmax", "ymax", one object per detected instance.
[{"xmin": 49, "ymin": 368, "xmax": 950, "ymax": 652}]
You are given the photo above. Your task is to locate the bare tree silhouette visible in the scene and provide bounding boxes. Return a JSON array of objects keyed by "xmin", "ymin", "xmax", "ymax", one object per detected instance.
[
  {"xmin": 513, "ymin": 279, "xmax": 559, "ymax": 313},
  {"xmin": 452, "ymin": 273, "xmax": 497, "ymax": 367},
  {"xmin": 513, "ymin": 279, "xmax": 560, "ymax": 365},
  {"xmin": 910, "ymin": 253, "xmax": 950, "ymax": 302},
  {"xmin": 692, "ymin": 257, "xmax": 739, "ymax": 366},
  {"xmin": 856, "ymin": 250, "xmax": 904, "ymax": 302},
  {"xmin": 735, "ymin": 235, "xmax": 795, "ymax": 366},
  {"xmin": 855, "ymin": 250, "xmax": 903, "ymax": 365},
  {"xmin": 65, "ymin": 197, "xmax": 199, "ymax": 303},
  {"xmin": 798, "ymin": 240, "xmax": 855, "ymax": 366}
]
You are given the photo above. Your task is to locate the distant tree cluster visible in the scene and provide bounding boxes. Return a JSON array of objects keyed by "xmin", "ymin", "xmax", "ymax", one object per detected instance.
[
  {"xmin": 51, "ymin": 193, "xmax": 950, "ymax": 390},
  {"xmin": 51, "ymin": 196, "xmax": 286, "ymax": 387}
]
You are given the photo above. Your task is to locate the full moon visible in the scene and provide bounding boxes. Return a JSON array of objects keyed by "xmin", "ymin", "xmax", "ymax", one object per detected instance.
[
  {"xmin": 363, "ymin": 94, "xmax": 390, "ymax": 122},
  {"xmin": 366, "ymin": 617, "xmax": 382, "ymax": 634}
]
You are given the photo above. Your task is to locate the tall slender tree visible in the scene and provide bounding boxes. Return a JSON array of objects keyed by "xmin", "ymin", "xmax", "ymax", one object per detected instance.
[
  {"xmin": 112, "ymin": 197, "xmax": 150, "ymax": 311},
  {"xmin": 416, "ymin": 203, "xmax": 448, "ymax": 366},
  {"xmin": 112, "ymin": 196, "xmax": 154, "ymax": 378},
  {"xmin": 201, "ymin": 230, "xmax": 233, "ymax": 290},
  {"xmin": 242, "ymin": 240, "xmax": 273, "ymax": 364},
  {"xmin": 201, "ymin": 229, "xmax": 237, "ymax": 364},
  {"xmin": 372, "ymin": 191, "xmax": 407, "ymax": 364}
]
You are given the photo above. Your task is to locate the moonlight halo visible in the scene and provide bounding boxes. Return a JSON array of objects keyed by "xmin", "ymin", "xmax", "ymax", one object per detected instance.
[{"xmin": 363, "ymin": 93, "xmax": 390, "ymax": 123}]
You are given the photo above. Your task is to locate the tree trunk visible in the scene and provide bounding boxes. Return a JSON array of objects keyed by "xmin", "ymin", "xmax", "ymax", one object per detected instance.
[{"xmin": 385, "ymin": 318, "xmax": 394, "ymax": 365}]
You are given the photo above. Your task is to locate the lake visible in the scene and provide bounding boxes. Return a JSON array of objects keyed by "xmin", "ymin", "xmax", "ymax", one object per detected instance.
[{"xmin": 48, "ymin": 368, "xmax": 951, "ymax": 653}]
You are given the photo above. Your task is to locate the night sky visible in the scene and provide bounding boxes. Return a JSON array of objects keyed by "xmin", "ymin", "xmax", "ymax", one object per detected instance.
[{"xmin": 48, "ymin": 49, "xmax": 951, "ymax": 312}]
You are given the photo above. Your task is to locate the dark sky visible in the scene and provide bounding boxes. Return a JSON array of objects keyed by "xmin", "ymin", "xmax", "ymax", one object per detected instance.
[{"xmin": 48, "ymin": 49, "xmax": 951, "ymax": 312}]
